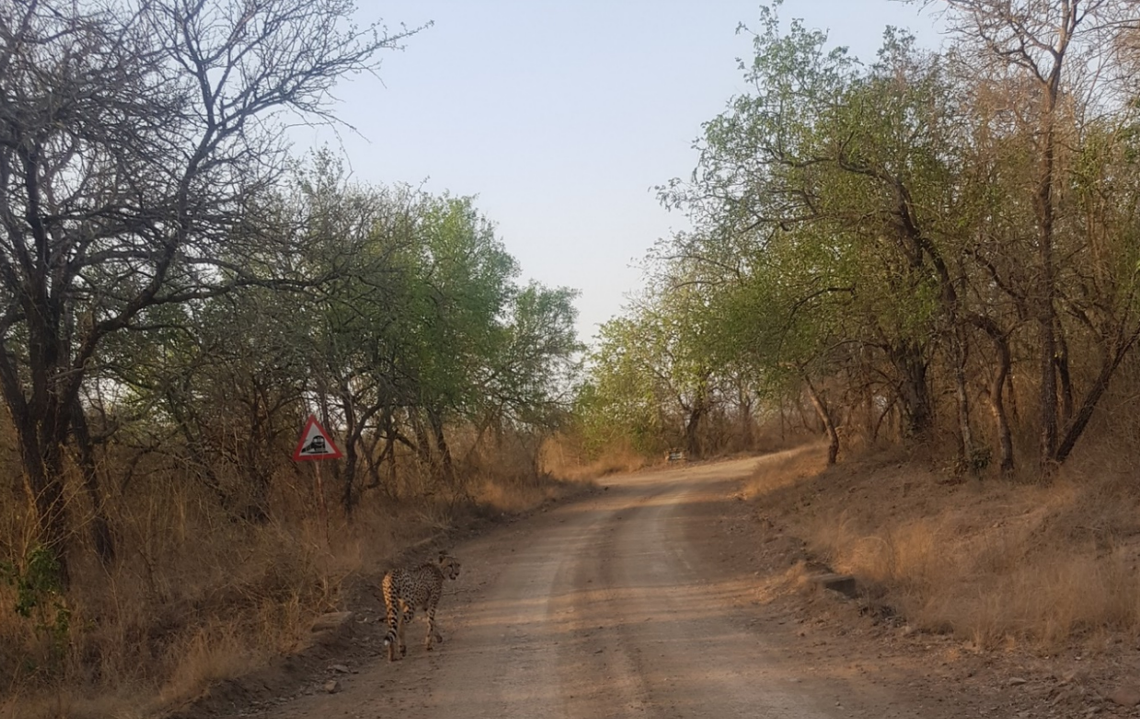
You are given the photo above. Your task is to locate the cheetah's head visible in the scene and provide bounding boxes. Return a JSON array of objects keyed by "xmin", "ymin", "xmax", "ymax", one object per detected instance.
[{"xmin": 438, "ymin": 551, "xmax": 461, "ymax": 580}]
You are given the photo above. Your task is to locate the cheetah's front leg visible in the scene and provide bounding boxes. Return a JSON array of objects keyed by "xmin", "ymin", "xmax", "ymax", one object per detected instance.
[{"xmin": 424, "ymin": 606, "xmax": 443, "ymax": 650}]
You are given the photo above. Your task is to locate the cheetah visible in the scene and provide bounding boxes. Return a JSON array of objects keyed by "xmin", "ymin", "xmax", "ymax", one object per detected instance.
[{"xmin": 381, "ymin": 551, "xmax": 461, "ymax": 661}]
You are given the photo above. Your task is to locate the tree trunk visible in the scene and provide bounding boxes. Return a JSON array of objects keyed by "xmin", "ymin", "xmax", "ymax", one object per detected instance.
[
  {"xmin": 410, "ymin": 409, "xmax": 434, "ymax": 466},
  {"xmin": 1034, "ymin": 15, "xmax": 1069, "ymax": 473},
  {"xmin": 428, "ymin": 408, "xmax": 455, "ymax": 486},
  {"xmin": 1006, "ymin": 370, "xmax": 1020, "ymax": 426},
  {"xmin": 738, "ymin": 387, "xmax": 754, "ymax": 450},
  {"xmin": 341, "ymin": 399, "xmax": 359, "ymax": 517},
  {"xmin": 1055, "ymin": 333, "xmax": 1074, "ymax": 427},
  {"xmin": 386, "ymin": 434, "xmax": 399, "ymax": 495},
  {"xmin": 890, "ymin": 344, "xmax": 932, "ymax": 440},
  {"xmin": 0, "ymin": 311, "xmax": 76, "ymax": 586},
  {"xmin": 986, "ymin": 331, "xmax": 1014, "ymax": 475},
  {"xmin": 950, "ymin": 329, "xmax": 975, "ymax": 471},
  {"xmin": 1055, "ymin": 362, "xmax": 1111, "ymax": 465},
  {"xmin": 969, "ymin": 315, "xmax": 1014, "ymax": 475},
  {"xmin": 991, "ymin": 344, "xmax": 1015, "ymax": 477},
  {"xmin": 15, "ymin": 413, "xmax": 72, "ymax": 587},
  {"xmin": 71, "ymin": 400, "xmax": 116, "ymax": 565},
  {"xmin": 684, "ymin": 404, "xmax": 705, "ymax": 459},
  {"xmin": 804, "ymin": 377, "xmax": 839, "ymax": 465},
  {"xmin": 872, "ymin": 395, "xmax": 897, "ymax": 445},
  {"xmin": 1055, "ymin": 327, "xmax": 1140, "ymax": 464}
]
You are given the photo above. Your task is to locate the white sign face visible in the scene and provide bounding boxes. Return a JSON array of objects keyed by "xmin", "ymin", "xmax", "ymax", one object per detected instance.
[{"xmin": 293, "ymin": 415, "xmax": 342, "ymax": 461}]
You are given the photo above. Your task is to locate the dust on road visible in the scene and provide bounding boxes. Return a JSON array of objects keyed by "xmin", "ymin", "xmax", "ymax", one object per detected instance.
[{"xmin": 242, "ymin": 452, "xmax": 946, "ymax": 719}]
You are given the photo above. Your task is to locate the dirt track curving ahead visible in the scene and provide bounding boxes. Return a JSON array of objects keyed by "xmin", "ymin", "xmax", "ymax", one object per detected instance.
[{"xmin": 229, "ymin": 453, "xmax": 998, "ymax": 719}]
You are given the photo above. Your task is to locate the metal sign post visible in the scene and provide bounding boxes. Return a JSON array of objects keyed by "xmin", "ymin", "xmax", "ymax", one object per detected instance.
[
  {"xmin": 292, "ymin": 414, "xmax": 343, "ymax": 543},
  {"xmin": 313, "ymin": 462, "xmax": 329, "ymax": 542}
]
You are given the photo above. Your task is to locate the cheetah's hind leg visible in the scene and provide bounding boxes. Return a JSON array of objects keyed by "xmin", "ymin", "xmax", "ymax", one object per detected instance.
[
  {"xmin": 384, "ymin": 595, "xmax": 401, "ymax": 662},
  {"xmin": 398, "ymin": 604, "xmax": 412, "ymax": 657}
]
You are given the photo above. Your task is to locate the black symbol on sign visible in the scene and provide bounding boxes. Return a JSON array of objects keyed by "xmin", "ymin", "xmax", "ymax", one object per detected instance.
[{"xmin": 302, "ymin": 435, "xmax": 327, "ymax": 454}]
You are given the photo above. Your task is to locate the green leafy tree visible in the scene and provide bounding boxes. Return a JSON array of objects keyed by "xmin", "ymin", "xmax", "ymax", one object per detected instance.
[
  {"xmin": 580, "ymin": 280, "xmax": 720, "ymax": 459},
  {"xmin": 660, "ymin": 9, "xmax": 956, "ymax": 450}
]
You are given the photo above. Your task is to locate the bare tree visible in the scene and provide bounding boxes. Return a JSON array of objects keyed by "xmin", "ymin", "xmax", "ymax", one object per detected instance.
[
  {"xmin": 0, "ymin": 0, "xmax": 420, "ymax": 582},
  {"xmin": 929, "ymin": 0, "xmax": 1140, "ymax": 470}
]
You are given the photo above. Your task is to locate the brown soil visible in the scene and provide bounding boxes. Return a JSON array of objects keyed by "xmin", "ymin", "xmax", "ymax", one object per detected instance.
[{"xmin": 168, "ymin": 449, "xmax": 1140, "ymax": 719}]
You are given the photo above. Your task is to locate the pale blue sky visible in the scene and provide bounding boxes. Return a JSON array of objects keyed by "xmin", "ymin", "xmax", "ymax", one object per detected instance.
[{"xmin": 296, "ymin": 1, "xmax": 944, "ymax": 343}]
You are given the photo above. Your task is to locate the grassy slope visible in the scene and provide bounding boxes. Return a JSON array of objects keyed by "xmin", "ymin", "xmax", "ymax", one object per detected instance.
[{"xmin": 746, "ymin": 444, "xmax": 1140, "ymax": 652}]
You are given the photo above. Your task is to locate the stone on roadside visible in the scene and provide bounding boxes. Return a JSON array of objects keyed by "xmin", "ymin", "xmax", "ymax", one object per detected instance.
[
  {"xmin": 311, "ymin": 612, "xmax": 354, "ymax": 633},
  {"xmin": 1107, "ymin": 686, "xmax": 1140, "ymax": 707},
  {"xmin": 807, "ymin": 573, "xmax": 858, "ymax": 599}
]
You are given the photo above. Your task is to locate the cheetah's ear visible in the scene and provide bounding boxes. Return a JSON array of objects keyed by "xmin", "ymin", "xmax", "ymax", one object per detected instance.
[{"xmin": 438, "ymin": 550, "xmax": 448, "ymax": 561}]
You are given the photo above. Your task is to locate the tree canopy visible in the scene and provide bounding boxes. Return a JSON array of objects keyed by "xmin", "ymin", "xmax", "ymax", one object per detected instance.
[{"xmin": 584, "ymin": 0, "xmax": 1140, "ymax": 474}]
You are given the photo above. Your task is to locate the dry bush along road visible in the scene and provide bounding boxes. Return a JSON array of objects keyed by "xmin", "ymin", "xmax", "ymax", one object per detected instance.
[{"xmin": 258, "ymin": 454, "xmax": 956, "ymax": 719}]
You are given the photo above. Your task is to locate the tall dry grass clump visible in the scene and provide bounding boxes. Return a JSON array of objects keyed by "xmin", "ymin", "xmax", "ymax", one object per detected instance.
[
  {"xmin": 452, "ymin": 431, "xmax": 594, "ymax": 515},
  {"xmin": 0, "ymin": 429, "xmax": 588, "ymax": 718},
  {"xmin": 748, "ymin": 442, "xmax": 1140, "ymax": 653},
  {"xmin": 1, "ymin": 465, "xmax": 368, "ymax": 718},
  {"xmin": 540, "ymin": 433, "xmax": 650, "ymax": 480}
]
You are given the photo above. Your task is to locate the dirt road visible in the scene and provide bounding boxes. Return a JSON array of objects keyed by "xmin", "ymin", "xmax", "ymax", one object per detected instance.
[{"xmin": 236, "ymin": 452, "xmax": 963, "ymax": 719}]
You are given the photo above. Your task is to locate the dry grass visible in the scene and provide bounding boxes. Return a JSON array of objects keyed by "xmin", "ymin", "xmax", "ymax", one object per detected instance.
[
  {"xmin": 156, "ymin": 625, "xmax": 261, "ymax": 707},
  {"xmin": 0, "ymin": 436, "xmax": 583, "ymax": 718},
  {"xmin": 748, "ymin": 442, "xmax": 1140, "ymax": 653},
  {"xmin": 540, "ymin": 435, "xmax": 650, "ymax": 480},
  {"xmin": 742, "ymin": 442, "xmax": 831, "ymax": 499}
]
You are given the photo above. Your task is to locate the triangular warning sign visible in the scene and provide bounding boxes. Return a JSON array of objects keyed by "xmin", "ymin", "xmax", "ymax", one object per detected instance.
[{"xmin": 292, "ymin": 415, "xmax": 343, "ymax": 461}]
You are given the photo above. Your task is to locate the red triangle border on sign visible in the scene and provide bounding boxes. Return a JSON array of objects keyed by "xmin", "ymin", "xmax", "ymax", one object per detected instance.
[{"xmin": 292, "ymin": 414, "xmax": 343, "ymax": 461}]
